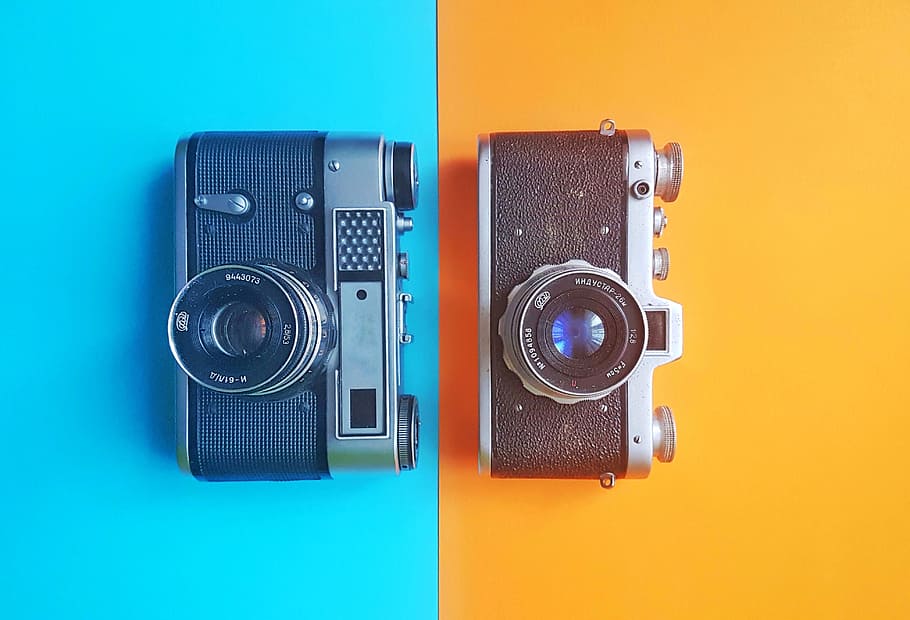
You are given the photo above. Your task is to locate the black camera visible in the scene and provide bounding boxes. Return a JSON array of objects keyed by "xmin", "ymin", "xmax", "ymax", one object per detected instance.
[
  {"xmin": 168, "ymin": 132, "xmax": 419, "ymax": 481},
  {"xmin": 478, "ymin": 119, "xmax": 684, "ymax": 486}
]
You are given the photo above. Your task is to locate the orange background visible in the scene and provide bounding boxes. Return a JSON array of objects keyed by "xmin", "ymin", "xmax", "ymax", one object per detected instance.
[{"xmin": 437, "ymin": 1, "xmax": 910, "ymax": 618}]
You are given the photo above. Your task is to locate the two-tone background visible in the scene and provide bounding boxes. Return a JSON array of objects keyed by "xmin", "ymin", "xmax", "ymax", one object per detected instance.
[{"xmin": 2, "ymin": 1, "xmax": 909, "ymax": 618}]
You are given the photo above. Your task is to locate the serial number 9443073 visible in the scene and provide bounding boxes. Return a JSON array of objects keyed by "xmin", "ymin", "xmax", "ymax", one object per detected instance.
[{"xmin": 225, "ymin": 272, "xmax": 261, "ymax": 285}]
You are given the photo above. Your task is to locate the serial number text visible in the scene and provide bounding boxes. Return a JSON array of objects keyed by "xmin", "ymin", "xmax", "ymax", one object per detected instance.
[{"xmin": 225, "ymin": 272, "xmax": 261, "ymax": 285}]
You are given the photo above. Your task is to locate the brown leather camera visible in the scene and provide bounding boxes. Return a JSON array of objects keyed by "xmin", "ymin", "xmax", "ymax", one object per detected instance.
[{"xmin": 478, "ymin": 119, "xmax": 684, "ymax": 486}]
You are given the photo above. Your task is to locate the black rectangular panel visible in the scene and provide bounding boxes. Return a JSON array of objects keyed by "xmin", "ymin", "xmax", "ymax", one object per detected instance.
[{"xmin": 350, "ymin": 388, "xmax": 377, "ymax": 429}]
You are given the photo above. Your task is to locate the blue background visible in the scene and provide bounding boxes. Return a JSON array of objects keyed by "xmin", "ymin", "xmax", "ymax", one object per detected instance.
[{"xmin": 0, "ymin": 2, "xmax": 439, "ymax": 618}]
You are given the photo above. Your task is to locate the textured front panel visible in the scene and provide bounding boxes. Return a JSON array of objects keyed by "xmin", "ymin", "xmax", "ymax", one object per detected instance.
[
  {"xmin": 186, "ymin": 132, "xmax": 330, "ymax": 480},
  {"xmin": 193, "ymin": 132, "xmax": 318, "ymax": 271},
  {"xmin": 192, "ymin": 390, "xmax": 325, "ymax": 481},
  {"xmin": 489, "ymin": 130, "xmax": 629, "ymax": 478}
]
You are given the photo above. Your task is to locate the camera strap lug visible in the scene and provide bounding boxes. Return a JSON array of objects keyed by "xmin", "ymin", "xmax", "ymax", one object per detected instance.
[
  {"xmin": 398, "ymin": 292, "xmax": 413, "ymax": 344},
  {"xmin": 599, "ymin": 118, "xmax": 616, "ymax": 136}
]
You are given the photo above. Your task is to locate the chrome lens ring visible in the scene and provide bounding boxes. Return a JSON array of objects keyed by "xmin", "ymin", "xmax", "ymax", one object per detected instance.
[
  {"xmin": 255, "ymin": 264, "xmax": 334, "ymax": 395},
  {"xmin": 169, "ymin": 263, "xmax": 334, "ymax": 396},
  {"xmin": 500, "ymin": 261, "xmax": 647, "ymax": 403}
]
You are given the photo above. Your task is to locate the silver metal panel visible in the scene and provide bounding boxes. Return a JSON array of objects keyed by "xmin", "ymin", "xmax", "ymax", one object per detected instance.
[
  {"xmin": 338, "ymin": 281, "xmax": 386, "ymax": 436},
  {"xmin": 174, "ymin": 137, "xmax": 191, "ymax": 474},
  {"xmin": 323, "ymin": 134, "xmax": 400, "ymax": 474},
  {"xmin": 478, "ymin": 135, "xmax": 493, "ymax": 474},
  {"xmin": 624, "ymin": 131, "xmax": 684, "ymax": 477}
]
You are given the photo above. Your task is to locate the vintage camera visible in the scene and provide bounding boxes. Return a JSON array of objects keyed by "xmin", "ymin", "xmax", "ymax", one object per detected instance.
[
  {"xmin": 167, "ymin": 131, "xmax": 420, "ymax": 481},
  {"xmin": 478, "ymin": 119, "xmax": 683, "ymax": 487}
]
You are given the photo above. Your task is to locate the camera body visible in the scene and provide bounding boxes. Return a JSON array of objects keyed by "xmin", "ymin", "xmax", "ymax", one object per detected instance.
[
  {"xmin": 169, "ymin": 131, "xmax": 419, "ymax": 481},
  {"xmin": 478, "ymin": 120, "xmax": 683, "ymax": 486}
]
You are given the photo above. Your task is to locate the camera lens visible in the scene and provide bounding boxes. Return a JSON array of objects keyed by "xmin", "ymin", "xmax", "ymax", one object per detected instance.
[
  {"xmin": 499, "ymin": 262, "xmax": 647, "ymax": 403},
  {"xmin": 211, "ymin": 301, "xmax": 269, "ymax": 358},
  {"xmin": 168, "ymin": 264, "xmax": 335, "ymax": 395},
  {"xmin": 550, "ymin": 307, "xmax": 605, "ymax": 359}
]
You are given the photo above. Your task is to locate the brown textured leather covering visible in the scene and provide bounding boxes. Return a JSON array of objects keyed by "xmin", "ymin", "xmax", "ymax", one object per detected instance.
[{"xmin": 488, "ymin": 130, "xmax": 629, "ymax": 479}]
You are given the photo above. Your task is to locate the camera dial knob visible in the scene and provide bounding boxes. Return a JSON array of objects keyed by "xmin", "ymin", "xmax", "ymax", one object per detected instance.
[
  {"xmin": 398, "ymin": 252, "xmax": 410, "ymax": 279},
  {"xmin": 653, "ymin": 248, "xmax": 670, "ymax": 280},
  {"xmin": 652, "ymin": 405, "xmax": 676, "ymax": 463},
  {"xmin": 397, "ymin": 394, "xmax": 420, "ymax": 471},
  {"xmin": 384, "ymin": 141, "xmax": 418, "ymax": 210},
  {"xmin": 653, "ymin": 207, "xmax": 668, "ymax": 237},
  {"xmin": 396, "ymin": 215, "xmax": 414, "ymax": 234},
  {"xmin": 655, "ymin": 142, "xmax": 683, "ymax": 202}
]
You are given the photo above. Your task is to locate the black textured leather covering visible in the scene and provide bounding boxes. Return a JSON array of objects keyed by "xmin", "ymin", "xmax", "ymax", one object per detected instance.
[
  {"xmin": 192, "ymin": 132, "xmax": 319, "ymax": 272},
  {"xmin": 185, "ymin": 132, "xmax": 329, "ymax": 480},
  {"xmin": 488, "ymin": 130, "xmax": 630, "ymax": 479},
  {"xmin": 192, "ymin": 391, "xmax": 324, "ymax": 481}
]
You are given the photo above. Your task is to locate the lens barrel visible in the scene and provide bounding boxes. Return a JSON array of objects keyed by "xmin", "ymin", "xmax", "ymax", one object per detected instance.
[
  {"xmin": 168, "ymin": 263, "xmax": 335, "ymax": 396},
  {"xmin": 499, "ymin": 261, "xmax": 647, "ymax": 403}
]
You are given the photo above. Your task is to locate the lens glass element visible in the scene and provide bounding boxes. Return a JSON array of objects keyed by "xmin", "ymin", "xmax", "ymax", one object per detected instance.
[
  {"xmin": 211, "ymin": 301, "xmax": 268, "ymax": 358},
  {"xmin": 550, "ymin": 306, "xmax": 605, "ymax": 360}
]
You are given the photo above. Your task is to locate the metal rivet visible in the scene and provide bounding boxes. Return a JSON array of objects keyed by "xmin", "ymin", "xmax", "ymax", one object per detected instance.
[
  {"xmin": 634, "ymin": 160, "xmax": 643, "ymax": 169},
  {"xmin": 600, "ymin": 225, "xmax": 610, "ymax": 235},
  {"xmin": 599, "ymin": 403, "xmax": 609, "ymax": 413},
  {"xmin": 515, "ymin": 228, "xmax": 523, "ymax": 236},
  {"xmin": 514, "ymin": 403, "xmax": 523, "ymax": 412},
  {"xmin": 328, "ymin": 160, "xmax": 341, "ymax": 172},
  {"xmin": 295, "ymin": 192, "xmax": 314, "ymax": 210},
  {"xmin": 633, "ymin": 435, "xmax": 642, "ymax": 444}
]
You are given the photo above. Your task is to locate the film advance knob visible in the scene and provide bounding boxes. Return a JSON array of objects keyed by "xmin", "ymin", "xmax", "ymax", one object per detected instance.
[
  {"xmin": 392, "ymin": 142, "xmax": 418, "ymax": 210},
  {"xmin": 655, "ymin": 142, "xmax": 683, "ymax": 202},
  {"xmin": 652, "ymin": 405, "xmax": 677, "ymax": 463},
  {"xmin": 397, "ymin": 394, "xmax": 419, "ymax": 471}
]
